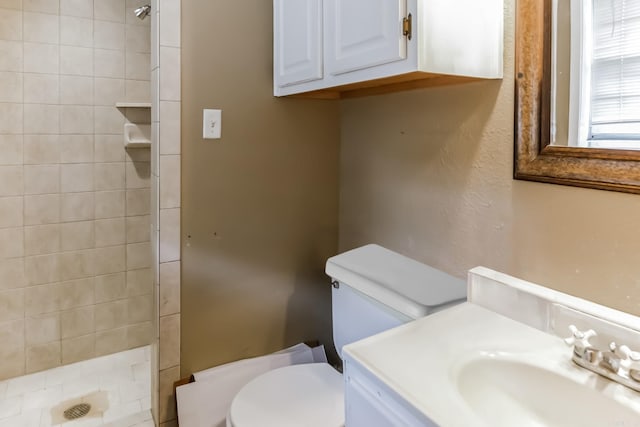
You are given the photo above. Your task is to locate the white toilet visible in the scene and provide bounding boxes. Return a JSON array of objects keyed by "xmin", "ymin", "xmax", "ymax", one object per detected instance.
[{"xmin": 226, "ymin": 244, "xmax": 466, "ymax": 427}]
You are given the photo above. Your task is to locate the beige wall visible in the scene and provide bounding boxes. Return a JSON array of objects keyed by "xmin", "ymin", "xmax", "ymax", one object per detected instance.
[
  {"xmin": 181, "ymin": 0, "xmax": 340, "ymax": 375},
  {"xmin": 339, "ymin": 0, "xmax": 640, "ymax": 317},
  {"xmin": 0, "ymin": 0, "xmax": 153, "ymax": 381}
]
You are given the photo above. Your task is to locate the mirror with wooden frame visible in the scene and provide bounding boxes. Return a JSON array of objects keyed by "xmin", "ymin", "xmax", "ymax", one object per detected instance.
[{"xmin": 514, "ymin": 0, "xmax": 640, "ymax": 194}]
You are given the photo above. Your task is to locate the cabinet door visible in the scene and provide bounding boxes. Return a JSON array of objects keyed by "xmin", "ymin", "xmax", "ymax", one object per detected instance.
[
  {"xmin": 274, "ymin": 0, "xmax": 323, "ymax": 88},
  {"xmin": 325, "ymin": 0, "xmax": 407, "ymax": 76}
]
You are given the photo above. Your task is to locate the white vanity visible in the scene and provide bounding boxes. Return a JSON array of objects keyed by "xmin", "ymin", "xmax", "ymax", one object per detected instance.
[{"xmin": 342, "ymin": 267, "xmax": 640, "ymax": 426}]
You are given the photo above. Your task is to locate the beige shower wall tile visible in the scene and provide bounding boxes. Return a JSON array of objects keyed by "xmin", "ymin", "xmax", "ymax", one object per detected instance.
[
  {"xmin": 25, "ymin": 254, "xmax": 59, "ymax": 287},
  {"xmin": 23, "ymin": 0, "xmax": 59, "ymax": 14},
  {"xmin": 61, "ymin": 163, "xmax": 94, "ymax": 193},
  {"xmin": 61, "ymin": 192, "xmax": 94, "ymax": 222},
  {"xmin": 95, "ymin": 300, "xmax": 127, "ymax": 331},
  {"xmin": 126, "ymin": 268, "xmax": 151, "ymax": 297},
  {"xmin": 94, "ymin": 20, "xmax": 125, "ymax": 50},
  {"xmin": 60, "ymin": 221, "xmax": 94, "ymax": 251},
  {"xmin": 159, "ymin": 101, "xmax": 180, "ymax": 155},
  {"xmin": 0, "ymin": 103, "xmax": 23, "ymax": 134},
  {"xmin": 95, "ymin": 135, "xmax": 126, "ymax": 162},
  {"xmin": 60, "ymin": 0, "xmax": 93, "ymax": 18},
  {"xmin": 58, "ymin": 277, "xmax": 94, "ymax": 310},
  {"xmin": 58, "ymin": 250, "xmax": 94, "ymax": 281},
  {"xmin": 94, "ymin": 0, "xmax": 125, "ymax": 23},
  {"xmin": 0, "ymin": 258, "xmax": 25, "ymax": 290},
  {"xmin": 24, "ymin": 43, "xmax": 58, "ymax": 74},
  {"xmin": 95, "ymin": 217, "xmax": 126, "ymax": 247},
  {"xmin": 95, "ymin": 190, "xmax": 125, "ymax": 219},
  {"xmin": 0, "ymin": 135, "xmax": 23, "ymax": 165},
  {"xmin": 62, "ymin": 333, "xmax": 95, "ymax": 364},
  {"xmin": 125, "ymin": 80, "xmax": 150, "ymax": 103},
  {"xmin": 159, "ymin": 208, "xmax": 179, "ymax": 263},
  {"xmin": 127, "ymin": 321, "xmax": 151, "ymax": 348},
  {"xmin": 94, "ymin": 245, "xmax": 126, "ymax": 275},
  {"xmin": 60, "ymin": 45, "xmax": 93, "ymax": 76},
  {"xmin": 94, "ymin": 49, "xmax": 125, "ymax": 79},
  {"xmin": 60, "ymin": 75, "xmax": 93, "ymax": 105},
  {"xmin": 25, "ymin": 194, "xmax": 60, "ymax": 225},
  {"xmin": 126, "ymin": 23, "xmax": 150, "ymax": 53},
  {"xmin": 24, "ymin": 164, "xmax": 60, "ymax": 195},
  {"xmin": 0, "ymin": 40, "xmax": 22, "ymax": 72},
  {"xmin": 0, "ymin": 319, "xmax": 24, "ymax": 380},
  {"xmin": 159, "ymin": 47, "xmax": 180, "ymax": 101},
  {"xmin": 60, "ymin": 15, "xmax": 93, "ymax": 47},
  {"xmin": 60, "ymin": 135, "xmax": 94, "ymax": 163},
  {"xmin": 95, "ymin": 327, "xmax": 127, "ymax": 356},
  {"xmin": 159, "ymin": 366, "xmax": 180, "ymax": 422},
  {"xmin": 0, "ymin": 227, "xmax": 24, "ymax": 258},
  {"xmin": 126, "ymin": 189, "xmax": 150, "ymax": 216},
  {"xmin": 0, "ymin": 196, "xmax": 23, "ymax": 228},
  {"xmin": 61, "ymin": 306, "xmax": 94, "ymax": 339},
  {"xmin": 25, "ymin": 313, "xmax": 60, "ymax": 346},
  {"xmin": 0, "ymin": 8, "xmax": 22, "ymax": 41},
  {"xmin": 126, "ymin": 215, "xmax": 149, "ymax": 243},
  {"xmin": 24, "ymin": 224, "xmax": 60, "ymax": 256},
  {"xmin": 95, "ymin": 162, "xmax": 126, "ymax": 190},
  {"xmin": 0, "ymin": 288, "xmax": 24, "ymax": 322},
  {"xmin": 60, "ymin": 105, "xmax": 94, "ymax": 135},
  {"xmin": 24, "ymin": 73, "xmax": 58, "ymax": 104},
  {"xmin": 0, "ymin": 71, "xmax": 22, "ymax": 102},
  {"xmin": 25, "ymin": 281, "xmax": 60, "ymax": 315},
  {"xmin": 126, "ymin": 161, "xmax": 150, "ymax": 189},
  {"xmin": 159, "ymin": 314, "xmax": 179, "ymax": 370},
  {"xmin": 26, "ymin": 341, "xmax": 60, "ymax": 373},
  {"xmin": 24, "ymin": 135, "xmax": 60, "ymax": 165},
  {"xmin": 0, "ymin": 165, "xmax": 23, "ymax": 196},
  {"xmin": 23, "ymin": 11, "xmax": 59, "ymax": 43},
  {"xmin": 94, "ymin": 272, "xmax": 126, "ymax": 303},
  {"xmin": 159, "ymin": 261, "xmax": 179, "ymax": 316},
  {"xmin": 23, "ymin": 103, "xmax": 59, "ymax": 134},
  {"xmin": 127, "ymin": 242, "xmax": 150, "ymax": 270},
  {"xmin": 159, "ymin": 155, "xmax": 180, "ymax": 208},
  {"xmin": 126, "ymin": 52, "xmax": 150, "ymax": 81},
  {"xmin": 159, "ymin": 0, "xmax": 180, "ymax": 47},
  {"xmin": 94, "ymin": 78, "xmax": 125, "ymax": 106},
  {"xmin": 127, "ymin": 295, "xmax": 151, "ymax": 323}
]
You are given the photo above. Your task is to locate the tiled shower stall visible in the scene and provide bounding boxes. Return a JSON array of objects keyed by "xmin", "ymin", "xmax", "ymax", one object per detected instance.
[{"xmin": 0, "ymin": 0, "xmax": 182, "ymax": 425}]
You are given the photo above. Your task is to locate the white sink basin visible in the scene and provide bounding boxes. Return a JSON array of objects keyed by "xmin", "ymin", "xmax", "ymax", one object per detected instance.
[
  {"xmin": 456, "ymin": 356, "xmax": 640, "ymax": 427},
  {"xmin": 343, "ymin": 303, "xmax": 640, "ymax": 427}
]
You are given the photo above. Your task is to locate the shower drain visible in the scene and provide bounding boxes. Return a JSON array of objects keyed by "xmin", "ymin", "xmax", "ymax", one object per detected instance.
[{"xmin": 63, "ymin": 403, "xmax": 91, "ymax": 420}]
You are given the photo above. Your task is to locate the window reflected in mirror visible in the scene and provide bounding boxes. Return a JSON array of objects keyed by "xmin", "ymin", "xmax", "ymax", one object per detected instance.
[{"xmin": 551, "ymin": 0, "xmax": 640, "ymax": 150}]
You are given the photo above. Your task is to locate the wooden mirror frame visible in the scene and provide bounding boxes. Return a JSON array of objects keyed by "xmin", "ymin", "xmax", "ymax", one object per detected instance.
[{"xmin": 514, "ymin": 0, "xmax": 640, "ymax": 194}]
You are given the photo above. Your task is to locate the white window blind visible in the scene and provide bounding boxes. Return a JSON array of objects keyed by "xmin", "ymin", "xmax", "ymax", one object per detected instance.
[{"xmin": 590, "ymin": 0, "xmax": 640, "ymax": 142}]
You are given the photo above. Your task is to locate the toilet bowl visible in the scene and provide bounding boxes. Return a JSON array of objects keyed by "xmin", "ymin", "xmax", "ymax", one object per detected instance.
[
  {"xmin": 225, "ymin": 244, "xmax": 467, "ymax": 426},
  {"xmin": 227, "ymin": 363, "xmax": 343, "ymax": 427}
]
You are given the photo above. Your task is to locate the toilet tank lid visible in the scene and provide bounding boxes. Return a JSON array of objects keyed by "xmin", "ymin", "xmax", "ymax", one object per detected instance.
[{"xmin": 325, "ymin": 244, "xmax": 466, "ymax": 319}]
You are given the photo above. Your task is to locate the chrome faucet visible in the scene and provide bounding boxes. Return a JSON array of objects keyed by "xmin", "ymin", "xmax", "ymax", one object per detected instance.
[{"xmin": 564, "ymin": 325, "xmax": 640, "ymax": 393}]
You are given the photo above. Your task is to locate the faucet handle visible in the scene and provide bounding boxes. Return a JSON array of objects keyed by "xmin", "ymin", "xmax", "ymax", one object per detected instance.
[
  {"xmin": 564, "ymin": 325, "xmax": 597, "ymax": 347},
  {"xmin": 616, "ymin": 344, "xmax": 640, "ymax": 362}
]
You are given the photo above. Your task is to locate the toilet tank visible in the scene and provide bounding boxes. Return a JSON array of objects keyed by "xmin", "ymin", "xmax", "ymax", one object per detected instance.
[{"xmin": 325, "ymin": 244, "xmax": 466, "ymax": 358}]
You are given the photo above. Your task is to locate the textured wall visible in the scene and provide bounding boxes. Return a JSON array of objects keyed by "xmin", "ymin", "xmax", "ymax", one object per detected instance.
[
  {"xmin": 0, "ymin": 0, "xmax": 153, "ymax": 381},
  {"xmin": 181, "ymin": 0, "xmax": 340, "ymax": 375},
  {"xmin": 339, "ymin": 0, "xmax": 640, "ymax": 317}
]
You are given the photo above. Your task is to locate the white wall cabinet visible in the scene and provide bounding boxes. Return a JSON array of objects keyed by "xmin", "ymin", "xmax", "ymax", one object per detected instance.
[{"xmin": 274, "ymin": 0, "xmax": 504, "ymax": 98}]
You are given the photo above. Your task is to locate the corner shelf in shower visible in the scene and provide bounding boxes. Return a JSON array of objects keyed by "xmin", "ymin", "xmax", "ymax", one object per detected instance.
[{"xmin": 115, "ymin": 102, "xmax": 152, "ymax": 108}]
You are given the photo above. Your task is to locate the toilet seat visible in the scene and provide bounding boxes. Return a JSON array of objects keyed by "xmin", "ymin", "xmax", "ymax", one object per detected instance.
[{"xmin": 227, "ymin": 363, "xmax": 344, "ymax": 427}]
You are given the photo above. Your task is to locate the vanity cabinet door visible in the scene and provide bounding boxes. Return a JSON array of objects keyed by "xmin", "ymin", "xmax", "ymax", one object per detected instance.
[
  {"xmin": 273, "ymin": 0, "xmax": 324, "ymax": 88},
  {"xmin": 325, "ymin": 0, "xmax": 408, "ymax": 76}
]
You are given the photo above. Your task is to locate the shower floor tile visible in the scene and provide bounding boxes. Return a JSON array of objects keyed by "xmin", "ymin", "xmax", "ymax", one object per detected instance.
[{"xmin": 0, "ymin": 346, "xmax": 151, "ymax": 427}]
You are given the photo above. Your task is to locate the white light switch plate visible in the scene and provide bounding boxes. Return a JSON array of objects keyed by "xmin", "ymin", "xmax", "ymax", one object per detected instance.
[{"xmin": 203, "ymin": 109, "xmax": 222, "ymax": 139}]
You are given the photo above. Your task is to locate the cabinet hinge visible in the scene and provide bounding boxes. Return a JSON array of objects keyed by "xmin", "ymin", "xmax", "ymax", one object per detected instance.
[{"xmin": 402, "ymin": 13, "xmax": 412, "ymax": 40}]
